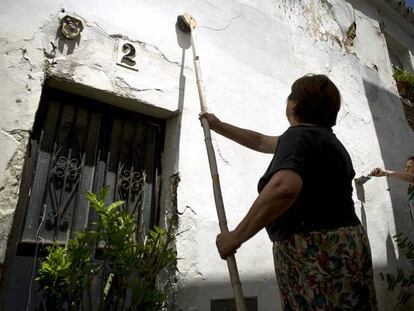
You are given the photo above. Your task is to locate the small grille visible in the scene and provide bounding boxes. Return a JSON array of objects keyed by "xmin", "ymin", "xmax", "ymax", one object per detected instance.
[{"xmin": 211, "ymin": 297, "xmax": 258, "ymax": 311}]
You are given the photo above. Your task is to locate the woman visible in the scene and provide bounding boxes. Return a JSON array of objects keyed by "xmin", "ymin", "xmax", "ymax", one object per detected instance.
[{"xmin": 202, "ymin": 74, "xmax": 377, "ymax": 310}]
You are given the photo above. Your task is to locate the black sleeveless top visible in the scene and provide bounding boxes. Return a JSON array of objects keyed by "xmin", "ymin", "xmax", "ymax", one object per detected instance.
[{"xmin": 258, "ymin": 125, "xmax": 360, "ymax": 241}]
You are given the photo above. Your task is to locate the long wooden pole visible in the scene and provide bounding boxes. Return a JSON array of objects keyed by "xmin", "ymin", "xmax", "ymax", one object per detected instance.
[{"xmin": 190, "ymin": 30, "xmax": 247, "ymax": 311}]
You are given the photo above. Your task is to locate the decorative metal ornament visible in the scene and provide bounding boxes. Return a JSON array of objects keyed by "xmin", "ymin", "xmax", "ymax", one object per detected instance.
[
  {"xmin": 117, "ymin": 163, "xmax": 146, "ymax": 214},
  {"xmin": 60, "ymin": 15, "xmax": 84, "ymax": 39},
  {"xmin": 44, "ymin": 123, "xmax": 84, "ymax": 233}
]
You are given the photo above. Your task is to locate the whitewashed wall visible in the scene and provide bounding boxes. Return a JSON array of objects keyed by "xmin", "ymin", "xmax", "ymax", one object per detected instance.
[{"xmin": 1, "ymin": 0, "xmax": 413, "ymax": 310}]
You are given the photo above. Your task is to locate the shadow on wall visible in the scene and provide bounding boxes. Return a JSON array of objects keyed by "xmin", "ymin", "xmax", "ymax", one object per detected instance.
[
  {"xmin": 174, "ymin": 277, "xmax": 281, "ymax": 311},
  {"xmin": 171, "ymin": 22, "xmax": 282, "ymax": 311},
  {"xmin": 54, "ymin": 26, "xmax": 81, "ymax": 56},
  {"xmin": 354, "ymin": 182, "xmax": 368, "ymax": 230},
  {"xmin": 157, "ymin": 21, "xmax": 190, "ymax": 224},
  {"xmin": 175, "ymin": 20, "xmax": 191, "ymax": 114},
  {"xmin": 362, "ymin": 78, "xmax": 413, "ymax": 234},
  {"xmin": 361, "ymin": 78, "xmax": 414, "ymax": 309}
]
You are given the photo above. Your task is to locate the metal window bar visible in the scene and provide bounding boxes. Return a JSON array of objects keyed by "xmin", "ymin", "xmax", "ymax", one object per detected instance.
[{"xmin": 19, "ymin": 89, "xmax": 163, "ymax": 247}]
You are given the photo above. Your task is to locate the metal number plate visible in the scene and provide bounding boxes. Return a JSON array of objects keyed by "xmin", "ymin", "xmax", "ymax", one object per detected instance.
[{"xmin": 116, "ymin": 40, "xmax": 139, "ymax": 71}]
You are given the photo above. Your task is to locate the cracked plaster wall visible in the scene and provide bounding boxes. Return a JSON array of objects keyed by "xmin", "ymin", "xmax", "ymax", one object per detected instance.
[{"xmin": 1, "ymin": 0, "xmax": 414, "ymax": 310}]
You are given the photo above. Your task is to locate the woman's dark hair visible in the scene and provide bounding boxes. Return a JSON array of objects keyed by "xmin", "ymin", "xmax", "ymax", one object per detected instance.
[
  {"xmin": 287, "ymin": 74, "xmax": 341, "ymax": 127},
  {"xmin": 407, "ymin": 156, "xmax": 414, "ymax": 162}
]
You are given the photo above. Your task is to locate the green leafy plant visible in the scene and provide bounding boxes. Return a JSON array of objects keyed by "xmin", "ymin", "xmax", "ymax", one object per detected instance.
[
  {"xmin": 393, "ymin": 68, "xmax": 414, "ymax": 86},
  {"xmin": 36, "ymin": 187, "xmax": 177, "ymax": 310},
  {"xmin": 393, "ymin": 68, "xmax": 414, "ymax": 101},
  {"xmin": 379, "ymin": 233, "xmax": 414, "ymax": 306},
  {"xmin": 37, "ymin": 231, "xmax": 98, "ymax": 310}
]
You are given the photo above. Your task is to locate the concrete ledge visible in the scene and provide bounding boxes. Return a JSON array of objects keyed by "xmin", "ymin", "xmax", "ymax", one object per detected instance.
[{"xmin": 47, "ymin": 77, "xmax": 179, "ymax": 119}]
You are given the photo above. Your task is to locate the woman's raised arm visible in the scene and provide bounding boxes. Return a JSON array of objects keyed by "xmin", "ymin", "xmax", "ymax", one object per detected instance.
[{"xmin": 200, "ymin": 112, "xmax": 278, "ymax": 154}]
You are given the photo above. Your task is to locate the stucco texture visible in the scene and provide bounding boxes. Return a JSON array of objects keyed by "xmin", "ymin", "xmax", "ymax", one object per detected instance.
[{"xmin": 1, "ymin": 0, "xmax": 414, "ymax": 310}]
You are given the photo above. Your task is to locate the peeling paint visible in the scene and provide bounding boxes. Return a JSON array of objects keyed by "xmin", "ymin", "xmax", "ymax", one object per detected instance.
[
  {"xmin": 43, "ymin": 42, "xmax": 57, "ymax": 59},
  {"xmin": 114, "ymin": 76, "xmax": 164, "ymax": 94},
  {"xmin": 0, "ymin": 132, "xmax": 29, "ymax": 262},
  {"xmin": 0, "ymin": 129, "xmax": 30, "ymax": 144},
  {"xmin": 169, "ymin": 173, "xmax": 181, "ymax": 220},
  {"xmin": 0, "ymin": 0, "xmax": 414, "ymax": 309},
  {"xmin": 345, "ymin": 22, "xmax": 357, "ymax": 47},
  {"xmin": 216, "ymin": 146, "xmax": 231, "ymax": 166},
  {"xmin": 176, "ymin": 205, "xmax": 198, "ymax": 218}
]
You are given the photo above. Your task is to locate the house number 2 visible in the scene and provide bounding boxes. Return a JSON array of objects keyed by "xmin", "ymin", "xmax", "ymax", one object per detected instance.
[
  {"xmin": 121, "ymin": 43, "xmax": 136, "ymax": 66},
  {"xmin": 116, "ymin": 40, "xmax": 139, "ymax": 71}
]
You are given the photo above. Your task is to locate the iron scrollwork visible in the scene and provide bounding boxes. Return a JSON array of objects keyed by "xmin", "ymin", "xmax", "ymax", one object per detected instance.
[
  {"xmin": 117, "ymin": 164, "xmax": 146, "ymax": 214},
  {"xmin": 52, "ymin": 156, "xmax": 81, "ymax": 186},
  {"xmin": 45, "ymin": 156, "xmax": 82, "ymax": 232},
  {"xmin": 45, "ymin": 124, "xmax": 84, "ymax": 233}
]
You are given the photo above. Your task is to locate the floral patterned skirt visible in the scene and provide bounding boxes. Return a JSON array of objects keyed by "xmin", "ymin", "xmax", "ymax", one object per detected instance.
[{"xmin": 273, "ymin": 225, "xmax": 377, "ymax": 311}]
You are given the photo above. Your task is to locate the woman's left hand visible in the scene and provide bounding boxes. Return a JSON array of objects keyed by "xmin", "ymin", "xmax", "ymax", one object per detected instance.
[{"xmin": 216, "ymin": 230, "xmax": 242, "ymax": 259}]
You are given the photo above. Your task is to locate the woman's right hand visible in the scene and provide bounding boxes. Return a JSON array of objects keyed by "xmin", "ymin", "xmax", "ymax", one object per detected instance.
[{"xmin": 199, "ymin": 112, "xmax": 222, "ymax": 131}]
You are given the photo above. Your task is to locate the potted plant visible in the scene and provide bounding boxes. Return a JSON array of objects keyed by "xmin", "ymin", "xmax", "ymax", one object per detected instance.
[
  {"xmin": 36, "ymin": 187, "xmax": 177, "ymax": 310},
  {"xmin": 393, "ymin": 68, "xmax": 414, "ymax": 102}
]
